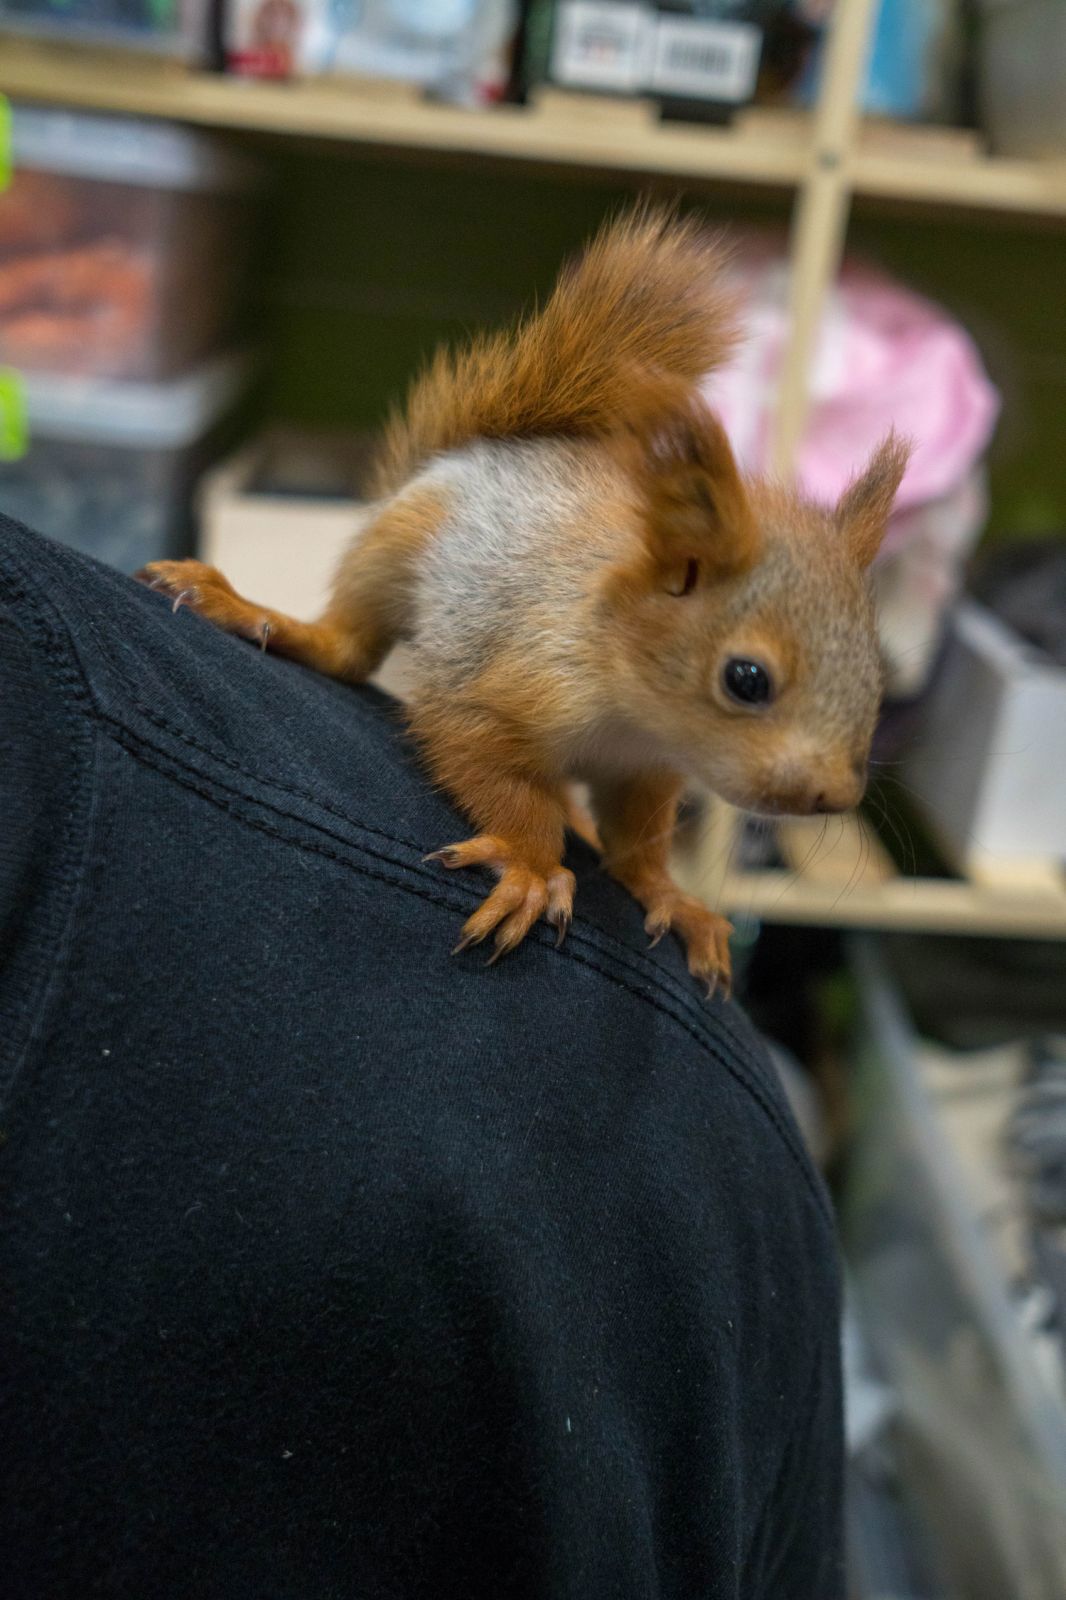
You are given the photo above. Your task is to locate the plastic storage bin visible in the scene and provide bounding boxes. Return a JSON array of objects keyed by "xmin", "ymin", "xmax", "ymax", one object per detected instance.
[
  {"xmin": 0, "ymin": 105, "xmax": 253, "ymax": 380},
  {"xmin": 842, "ymin": 936, "xmax": 1066, "ymax": 1600},
  {"xmin": 0, "ymin": 0, "xmax": 208, "ymax": 57},
  {"xmin": 0, "ymin": 358, "xmax": 246, "ymax": 574}
]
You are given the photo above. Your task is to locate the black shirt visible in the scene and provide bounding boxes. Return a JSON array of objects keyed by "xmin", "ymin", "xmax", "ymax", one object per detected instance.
[{"xmin": 0, "ymin": 517, "xmax": 843, "ymax": 1598}]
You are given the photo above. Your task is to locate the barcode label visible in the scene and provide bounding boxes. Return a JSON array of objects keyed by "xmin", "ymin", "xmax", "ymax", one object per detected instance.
[
  {"xmin": 550, "ymin": 2, "xmax": 654, "ymax": 94},
  {"xmin": 649, "ymin": 18, "xmax": 761, "ymax": 102}
]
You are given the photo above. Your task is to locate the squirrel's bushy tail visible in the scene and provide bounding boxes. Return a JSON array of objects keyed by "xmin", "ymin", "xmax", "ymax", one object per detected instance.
[{"xmin": 371, "ymin": 203, "xmax": 738, "ymax": 497}]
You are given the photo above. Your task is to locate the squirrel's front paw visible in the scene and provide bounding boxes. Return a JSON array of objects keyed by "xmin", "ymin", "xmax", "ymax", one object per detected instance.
[
  {"xmin": 644, "ymin": 889, "xmax": 733, "ymax": 1000},
  {"xmin": 136, "ymin": 560, "xmax": 273, "ymax": 648},
  {"xmin": 425, "ymin": 835, "xmax": 575, "ymax": 962}
]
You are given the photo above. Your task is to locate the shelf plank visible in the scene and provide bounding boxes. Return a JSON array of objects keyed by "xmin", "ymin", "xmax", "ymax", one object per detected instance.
[
  {"xmin": 851, "ymin": 148, "xmax": 1066, "ymax": 218},
  {"xmin": 776, "ymin": 812, "xmax": 897, "ymax": 888},
  {"xmin": 0, "ymin": 42, "xmax": 808, "ymax": 187},
  {"xmin": 7, "ymin": 41, "xmax": 1066, "ymax": 215},
  {"xmin": 716, "ymin": 869, "xmax": 1066, "ymax": 937},
  {"xmin": 672, "ymin": 805, "xmax": 1066, "ymax": 938}
]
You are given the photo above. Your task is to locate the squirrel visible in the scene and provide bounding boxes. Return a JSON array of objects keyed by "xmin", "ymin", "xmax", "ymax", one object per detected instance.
[{"xmin": 140, "ymin": 204, "xmax": 908, "ymax": 997}]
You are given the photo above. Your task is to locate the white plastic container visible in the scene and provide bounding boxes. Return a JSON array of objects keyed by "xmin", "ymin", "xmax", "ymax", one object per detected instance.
[
  {"xmin": 902, "ymin": 601, "xmax": 1066, "ymax": 872},
  {"xmin": 0, "ymin": 105, "xmax": 254, "ymax": 380},
  {"xmin": 0, "ymin": 358, "xmax": 247, "ymax": 575}
]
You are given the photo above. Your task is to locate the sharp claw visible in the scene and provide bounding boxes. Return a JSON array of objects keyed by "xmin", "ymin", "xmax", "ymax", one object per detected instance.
[
  {"xmin": 647, "ymin": 925, "xmax": 667, "ymax": 950},
  {"xmin": 172, "ymin": 589, "xmax": 195, "ymax": 614},
  {"xmin": 704, "ymin": 974, "xmax": 719, "ymax": 1001},
  {"xmin": 451, "ymin": 931, "xmax": 478, "ymax": 956},
  {"xmin": 553, "ymin": 913, "xmax": 571, "ymax": 949},
  {"xmin": 425, "ymin": 847, "xmax": 461, "ymax": 868},
  {"xmin": 258, "ymin": 621, "xmax": 272, "ymax": 651}
]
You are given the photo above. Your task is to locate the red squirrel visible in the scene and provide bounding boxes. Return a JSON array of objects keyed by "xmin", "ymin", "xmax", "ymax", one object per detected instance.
[{"xmin": 141, "ymin": 205, "xmax": 907, "ymax": 996}]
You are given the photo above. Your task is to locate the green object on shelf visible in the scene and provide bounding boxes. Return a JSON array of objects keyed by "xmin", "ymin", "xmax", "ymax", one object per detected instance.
[
  {"xmin": 0, "ymin": 95, "xmax": 11, "ymax": 194},
  {"xmin": 0, "ymin": 369, "xmax": 29, "ymax": 462}
]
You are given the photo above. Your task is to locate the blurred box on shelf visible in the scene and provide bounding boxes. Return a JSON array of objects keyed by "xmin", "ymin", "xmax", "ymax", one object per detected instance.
[
  {"xmin": 224, "ymin": 0, "xmax": 517, "ymax": 103},
  {"xmin": 1, "ymin": 356, "xmax": 248, "ymax": 575},
  {"xmin": 0, "ymin": 0, "xmax": 209, "ymax": 57},
  {"xmin": 199, "ymin": 427, "xmax": 413, "ymax": 695},
  {"xmin": 0, "ymin": 105, "xmax": 255, "ymax": 381},
  {"xmin": 902, "ymin": 601, "xmax": 1066, "ymax": 873},
  {"xmin": 978, "ymin": 0, "xmax": 1066, "ymax": 157},
  {"xmin": 547, "ymin": 0, "xmax": 765, "ymax": 118}
]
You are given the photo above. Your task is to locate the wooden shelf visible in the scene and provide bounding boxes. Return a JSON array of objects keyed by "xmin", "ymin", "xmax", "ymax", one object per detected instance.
[
  {"xmin": 0, "ymin": 43, "xmax": 808, "ymax": 188},
  {"xmin": 673, "ymin": 813, "xmax": 1066, "ymax": 939},
  {"xmin": 4, "ymin": 41, "xmax": 1066, "ymax": 216},
  {"xmin": 852, "ymin": 146, "xmax": 1066, "ymax": 219}
]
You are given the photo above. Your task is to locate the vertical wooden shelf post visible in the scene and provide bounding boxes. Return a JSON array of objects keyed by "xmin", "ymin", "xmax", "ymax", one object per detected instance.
[{"xmin": 770, "ymin": 0, "xmax": 879, "ymax": 474}]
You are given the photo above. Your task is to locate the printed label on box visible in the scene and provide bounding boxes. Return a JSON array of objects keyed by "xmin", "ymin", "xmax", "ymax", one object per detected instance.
[
  {"xmin": 649, "ymin": 17, "xmax": 761, "ymax": 102},
  {"xmin": 550, "ymin": 1, "xmax": 654, "ymax": 94}
]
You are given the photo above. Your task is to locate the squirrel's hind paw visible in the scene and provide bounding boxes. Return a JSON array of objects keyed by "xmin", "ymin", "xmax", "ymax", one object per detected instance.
[{"xmin": 137, "ymin": 560, "xmax": 273, "ymax": 648}]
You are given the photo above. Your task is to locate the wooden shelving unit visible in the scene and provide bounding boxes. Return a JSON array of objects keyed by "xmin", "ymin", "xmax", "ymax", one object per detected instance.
[{"xmin": 3, "ymin": 11, "xmax": 1064, "ymax": 939}]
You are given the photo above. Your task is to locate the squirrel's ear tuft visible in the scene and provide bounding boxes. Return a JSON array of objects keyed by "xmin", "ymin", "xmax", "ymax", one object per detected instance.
[
  {"xmin": 638, "ymin": 403, "xmax": 760, "ymax": 589},
  {"xmin": 835, "ymin": 432, "xmax": 911, "ymax": 568}
]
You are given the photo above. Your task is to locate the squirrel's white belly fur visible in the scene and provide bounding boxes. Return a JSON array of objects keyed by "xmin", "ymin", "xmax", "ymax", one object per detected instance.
[{"xmin": 409, "ymin": 438, "xmax": 626, "ymax": 689}]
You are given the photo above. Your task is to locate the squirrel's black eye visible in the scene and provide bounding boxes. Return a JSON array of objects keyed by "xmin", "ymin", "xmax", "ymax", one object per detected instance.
[{"xmin": 722, "ymin": 657, "xmax": 773, "ymax": 707}]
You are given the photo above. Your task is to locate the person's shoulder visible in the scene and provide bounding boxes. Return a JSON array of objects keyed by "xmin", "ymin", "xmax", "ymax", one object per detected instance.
[{"xmin": 0, "ymin": 516, "xmax": 832, "ymax": 1244}]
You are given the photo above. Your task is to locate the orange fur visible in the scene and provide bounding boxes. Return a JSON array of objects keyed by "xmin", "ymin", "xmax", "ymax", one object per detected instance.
[
  {"xmin": 836, "ymin": 430, "xmax": 910, "ymax": 567},
  {"xmin": 371, "ymin": 202, "xmax": 738, "ymax": 498},
  {"xmin": 618, "ymin": 401, "xmax": 763, "ymax": 592}
]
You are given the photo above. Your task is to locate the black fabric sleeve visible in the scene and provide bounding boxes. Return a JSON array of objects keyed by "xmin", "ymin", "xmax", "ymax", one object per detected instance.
[{"xmin": 1, "ymin": 518, "xmax": 844, "ymax": 1600}]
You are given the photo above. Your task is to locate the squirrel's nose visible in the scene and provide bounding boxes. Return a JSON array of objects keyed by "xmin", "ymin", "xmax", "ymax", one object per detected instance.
[{"xmin": 811, "ymin": 761, "xmax": 867, "ymax": 814}]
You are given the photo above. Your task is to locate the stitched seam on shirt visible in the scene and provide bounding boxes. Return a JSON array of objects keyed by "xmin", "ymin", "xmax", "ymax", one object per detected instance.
[
  {"xmin": 0, "ymin": 570, "xmax": 99, "ymax": 1108},
  {"xmin": 69, "ymin": 585, "xmax": 743, "ymax": 1018},
  {"xmin": 103, "ymin": 719, "xmax": 832, "ymax": 1225},
  {"xmin": 94, "ymin": 702, "xmax": 782, "ymax": 1103},
  {"xmin": 77, "ymin": 588, "xmax": 430, "ymax": 854}
]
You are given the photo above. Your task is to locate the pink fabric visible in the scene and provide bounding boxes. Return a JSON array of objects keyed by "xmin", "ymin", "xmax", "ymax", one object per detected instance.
[{"xmin": 701, "ymin": 240, "xmax": 1000, "ymax": 553}]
